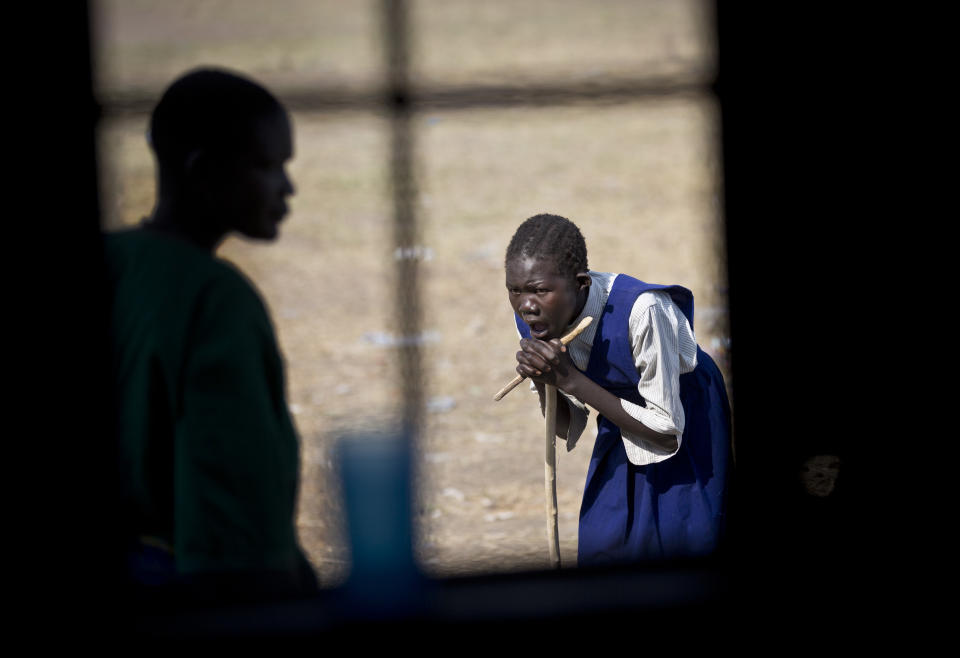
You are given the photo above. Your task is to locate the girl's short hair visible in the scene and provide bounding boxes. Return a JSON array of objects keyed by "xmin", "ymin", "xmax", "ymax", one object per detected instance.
[{"xmin": 505, "ymin": 213, "xmax": 588, "ymax": 277}]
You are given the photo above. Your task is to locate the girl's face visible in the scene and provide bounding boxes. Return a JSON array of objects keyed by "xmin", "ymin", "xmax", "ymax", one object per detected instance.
[{"xmin": 505, "ymin": 255, "xmax": 590, "ymax": 341}]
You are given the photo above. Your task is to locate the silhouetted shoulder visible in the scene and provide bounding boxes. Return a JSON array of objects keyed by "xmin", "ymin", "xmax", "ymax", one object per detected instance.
[
  {"xmin": 104, "ymin": 228, "xmax": 266, "ymax": 310},
  {"xmin": 103, "ymin": 227, "xmax": 277, "ymax": 377}
]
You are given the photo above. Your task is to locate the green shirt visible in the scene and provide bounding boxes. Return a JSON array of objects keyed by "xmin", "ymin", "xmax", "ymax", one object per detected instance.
[{"xmin": 105, "ymin": 228, "xmax": 305, "ymax": 577}]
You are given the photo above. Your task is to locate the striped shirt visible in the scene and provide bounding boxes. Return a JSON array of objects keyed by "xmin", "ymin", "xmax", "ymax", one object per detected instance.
[{"xmin": 529, "ymin": 271, "xmax": 698, "ymax": 466}]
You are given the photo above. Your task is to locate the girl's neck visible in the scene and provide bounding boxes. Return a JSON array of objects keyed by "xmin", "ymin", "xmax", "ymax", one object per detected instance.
[{"xmin": 570, "ymin": 284, "xmax": 590, "ymax": 325}]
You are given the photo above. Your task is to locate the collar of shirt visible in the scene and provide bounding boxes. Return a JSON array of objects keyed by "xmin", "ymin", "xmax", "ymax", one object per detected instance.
[{"xmin": 563, "ymin": 271, "xmax": 617, "ymax": 370}]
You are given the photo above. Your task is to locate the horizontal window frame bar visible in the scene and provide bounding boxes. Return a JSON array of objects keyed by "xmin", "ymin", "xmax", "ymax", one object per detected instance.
[{"xmin": 97, "ymin": 76, "xmax": 716, "ymax": 117}]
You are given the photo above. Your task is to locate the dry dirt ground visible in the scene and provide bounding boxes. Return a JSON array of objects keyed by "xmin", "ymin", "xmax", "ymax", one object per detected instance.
[{"xmin": 94, "ymin": 0, "xmax": 731, "ymax": 586}]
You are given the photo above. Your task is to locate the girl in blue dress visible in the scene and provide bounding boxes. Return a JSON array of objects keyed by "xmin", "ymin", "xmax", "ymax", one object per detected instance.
[{"xmin": 506, "ymin": 214, "xmax": 732, "ymax": 565}]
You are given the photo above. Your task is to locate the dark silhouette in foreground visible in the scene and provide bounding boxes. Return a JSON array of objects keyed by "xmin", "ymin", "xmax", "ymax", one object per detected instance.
[{"xmin": 104, "ymin": 68, "xmax": 317, "ymax": 610}]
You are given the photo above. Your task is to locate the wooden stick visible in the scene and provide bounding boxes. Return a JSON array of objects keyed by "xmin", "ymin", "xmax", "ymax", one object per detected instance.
[
  {"xmin": 492, "ymin": 316, "xmax": 593, "ymax": 401},
  {"xmin": 544, "ymin": 383, "xmax": 561, "ymax": 569}
]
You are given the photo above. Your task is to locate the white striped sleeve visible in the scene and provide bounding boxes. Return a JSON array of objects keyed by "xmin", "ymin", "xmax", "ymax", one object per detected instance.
[{"xmin": 619, "ymin": 291, "xmax": 698, "ymax": 466}]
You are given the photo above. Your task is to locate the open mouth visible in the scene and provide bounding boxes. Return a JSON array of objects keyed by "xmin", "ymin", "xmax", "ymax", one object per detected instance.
[{"xmin": 528, "ymin": 321, "xmax": 550, "ymax": 339}]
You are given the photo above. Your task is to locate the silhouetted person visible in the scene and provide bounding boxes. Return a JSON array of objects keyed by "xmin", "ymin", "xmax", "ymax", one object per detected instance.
[{"xmin": 103, "ymin": 68, "xmax": 317, "ymax": 608}]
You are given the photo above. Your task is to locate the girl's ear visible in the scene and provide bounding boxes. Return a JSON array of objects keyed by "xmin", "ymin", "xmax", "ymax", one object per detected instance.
[{"xmin": 575, "ymin": 271, "xmax": 591, "ymax": 291}]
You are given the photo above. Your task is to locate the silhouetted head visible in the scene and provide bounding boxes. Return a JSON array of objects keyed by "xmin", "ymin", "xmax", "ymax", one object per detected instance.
[
  {"xmin": 504, "ymin": 214, "xmax": 591, "ymax": 341},
  {"xmin": 148, "ymin": 67, "xmax": 294, "ymax": 245}
]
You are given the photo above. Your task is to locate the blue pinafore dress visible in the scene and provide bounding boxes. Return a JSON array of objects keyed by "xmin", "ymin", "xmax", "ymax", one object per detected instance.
[{"xmin": 515, "ymin": 275, "xmax": 731, "ymax": 565}]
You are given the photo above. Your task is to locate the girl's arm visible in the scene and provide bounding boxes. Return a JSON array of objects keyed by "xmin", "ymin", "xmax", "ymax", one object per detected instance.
[{"xmin": 515, "ymin": 338, "xmax": 678, "ymax": 453}]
